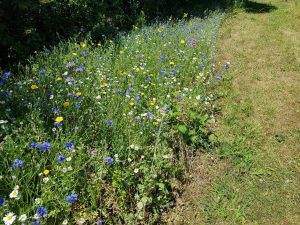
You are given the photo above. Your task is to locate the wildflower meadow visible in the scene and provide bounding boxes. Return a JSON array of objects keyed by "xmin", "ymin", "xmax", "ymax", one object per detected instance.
[{"xmin": 0, "ymin": 14, "xmax": 228, "ymax": 224}]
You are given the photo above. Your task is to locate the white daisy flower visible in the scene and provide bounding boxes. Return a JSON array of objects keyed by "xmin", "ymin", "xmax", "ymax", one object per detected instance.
[
  {"xmin": 3, "ymin": 212, "xmax": 16, "ymax": 225},
  {"xmin": 9, "ymin": 189, "xmax": 18, "ymax": 199}
]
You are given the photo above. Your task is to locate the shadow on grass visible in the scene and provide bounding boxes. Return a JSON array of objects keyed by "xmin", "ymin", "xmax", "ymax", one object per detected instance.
[{"xmin": 244, "ymin": 1, "xmax": 277, "ymax": 13}]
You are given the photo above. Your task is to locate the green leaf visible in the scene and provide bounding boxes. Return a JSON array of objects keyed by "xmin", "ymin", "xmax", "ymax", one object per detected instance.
[{"xmin": 178, "ymin": 125, "xmax": 187, "ymax": 134}]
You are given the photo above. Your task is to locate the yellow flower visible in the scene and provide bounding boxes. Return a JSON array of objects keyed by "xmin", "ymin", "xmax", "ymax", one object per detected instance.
[
  {"xmin": 97, "ymin": 43, "xmax": 102, "ymax": 47},
  {"xmin": 76, "ymin": 92, "xmax": 81, "ymax": 96},
  {"xmin": 149, "ymin": 101, "xmax": 155, "ymax": 106},
  {"xmin": 55, "ymin": 117, "xmax": 63, "ymax": 122},
  {"xmin": 196, "ymin": 75, "xmax": 201, "ymax": 79},
  {"xmin": 135, "ymin": 68, "xmax": 140, "ymax": 72},
  {"xmin": 81, "ymin": 42, "xmax": 87, "ymax": 48},
  {"xmin": 72, "ymin": 52, "xmax": 77, "ymax": 56},
  {"xmin": 119, "ymin": 50, "xmax": 124, "ymax": 54},
  {"xmin": 129, "ymin": 102, "xmax": 135, "ymax": 106},
  {"xmin": 169, "ymin": 61, "xmax": 175, "ymax": 65},
  {"xmin": 43, "ymin": 170, "xmax": 50, "ymax": 175},
  {"xmin": 63, "ymin": 101, "xmax": 70, "ymax": 107},
  {"xmin": 100, "ymin": 83, "xmax": 107, "ymax": 88},
  {"xmin": 180, "ymin": 39, "xmax": 185, "ymax": 44},
  {"xmin": 56, "ymin": 76, "xmax": 62, "ymax": 81},
  {"xmin": 31, "ymin": 84, "xmax": 38, "ymax": 90}
]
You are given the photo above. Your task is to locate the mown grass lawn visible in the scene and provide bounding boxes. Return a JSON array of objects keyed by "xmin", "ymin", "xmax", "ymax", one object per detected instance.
[{"xmin": 168, "ymin": 0, "xmax": 300, "ymax": 224}]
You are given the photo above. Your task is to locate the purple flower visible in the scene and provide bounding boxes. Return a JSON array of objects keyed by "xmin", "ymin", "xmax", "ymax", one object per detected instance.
[
  {"xmin": 74, "ymin": 103, "xmax": 81, "ymax": 108},
  {"xmin": 66, "ymin": 193, "xmax": 78, "ymax": 203},
  {"xmin": 39, "ymin": 142, "xmax": 51, "ymax": 151},
  {"xmin": 106, "ymin": 120, "xmax": 113, "ymax": 126},
  {"xmin": 57, "ymin": 155, "xmax": 65, "ymax": 163},
  {"xmin": 36, "ymin": 206, "xmax": 48, "ymax": 218},
  {"xmin": 65, "ymin": 142, "xmax": 74, "ymax": 150},
  {"xmin": 104, "ymin": 157, "xmax": 113, "ymax": 164},
  {"xmin": 11, "ymin": 159, "xmax": 25, "ymax": 169}
]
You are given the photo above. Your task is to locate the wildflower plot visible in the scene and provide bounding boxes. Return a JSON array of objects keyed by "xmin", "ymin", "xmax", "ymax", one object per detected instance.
[{"xmin": 0, "ymin": 14, "xmax": 227, "ymax": 224}]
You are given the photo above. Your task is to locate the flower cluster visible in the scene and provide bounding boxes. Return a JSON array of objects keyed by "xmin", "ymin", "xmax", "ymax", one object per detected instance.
[{"xmin": 0, "ymin": 13, "xmax": 227, "ymax": 224}]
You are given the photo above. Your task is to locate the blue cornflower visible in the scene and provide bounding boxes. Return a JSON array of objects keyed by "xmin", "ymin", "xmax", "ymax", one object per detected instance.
[
  {"xmin": 97, "ymin": 218, "xmax": 104, "ymax": 225},
  {"xmin": 126, "ymin": 87, "xmax": 134, "ymax": 94},
  {"xmin": 54, "ymin": 122, "xmax": 63, "ymax": 127},
  {"xmin": 11, "ymin": 159, "xmax": 25, "ymax": 169},
  {"xmin": 163, "ymin": 106, "xmax": 171, "ymax": 111},
  {"xmin": 159, "ymin": 54, "xmax": 167, "ymax": 62},
  {"xmin": 40, "ymin": 72, "xmax": 46, "ymax": 77},
  {"xmin": 224, "ymin": 63, "xmax": 230, "ymax": 70},
  {"xmin": 31, "ymin": 219, "xmax": 41, "ymax": 225},
  {"xmin": 30, "ymin": 142, "xmax": 39, "ymax": 149},
  {"xmin": 57, "ymin": 155, "xmax": 65, "ymax": 163},
  {"xmin": 0, "ymin": 196, "xmax": 4, "ymax": 206},
  {"xmin": 36, "ymin": 206, "xmax": 48, "ymax": 218},
  {"xmin": 66, "ymin": 194, "xmax": 78, "ymax": 203},
  {"xmin": 135, "ymin": 95, "xmax": 141, "ymax": 101},
  {"xmin": 216, "ymin": 75, "xmax": 222, "ymax": 80},
  {"xmin": 201, "ymin": 53, "xmax": 206, "ymax": 59},
  {"xmin": 178, "ymin": 95, "xmax": 183, "ymax": 100},
  {"xmin": 74, "ymin": 103, "xmax": 81, "ymax": 109},
  {"xmin": 104, "ymin": 157, "xmax": 114, "ymax": 164},
  {"xmin": 65, "ymin": 142, "xmax": 74, "ymax": 150},
  {"xmin": 52, "ymin": 108, "xmax": 61, "ymax": 115},
  {"xmin": 116, "ymin": 89, "xmax": 122, "ymax": 94},
  {"xmin": 39, "ymin": 142, "xmax": 51, "ymax": 151},
  {"xmin": 2, "ymin": 72, "xmax": 12, "ymax": 79},
  {"xmin": 146, "ymin": 112, "xmax": 155, "ymax": 119},
  {"xmin": 75, "ymin": 66, "xmax": 85, "ymax": 72},
  {"xmin": 160, "ymin": 70, "xmax": 165, "ymax": 76},
  {"xmin": 162, "ymin": 34, "xmax": 166, "ymax": 38},
  {"xmin": 65, "ymin": 77, "xmax": 75, "ymax": 83},
  {"xmin": 199, "ymin": 63, "xmax": 205, "ymax": 68},
  {"xmin": 195, "ymin": 23, "xmax": 204, "ymax": 29},
  {"xmin": 0, "ymin": 79, "xmax": 4, "ymax": 85},
  {"xmin": 106, "ymin": 120, "xmax": 113, "ymax": 126}
]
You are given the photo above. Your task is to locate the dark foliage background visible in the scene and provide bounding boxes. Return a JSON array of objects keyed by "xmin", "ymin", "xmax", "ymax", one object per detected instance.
[{"xmin": 0, "ymin": 0, "xmax": 244, "ymax": 69}]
